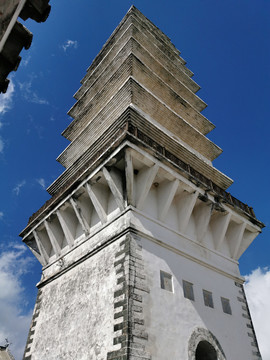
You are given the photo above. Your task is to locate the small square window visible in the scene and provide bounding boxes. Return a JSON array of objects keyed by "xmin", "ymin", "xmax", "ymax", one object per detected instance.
[
  {"xmin": 203, "ymin": 290, "xmax": 214, "ymax": 308},
  {"xmin": 221, "ymin": 297, "xmax": 232, "ymax": 315},
  {"xmin": 160, "ymin": 271, "xmax": 173, "ymax": 292},
  {"xmin": 183, "ymin": 280, "xmax": 194, "ymax": 301}
]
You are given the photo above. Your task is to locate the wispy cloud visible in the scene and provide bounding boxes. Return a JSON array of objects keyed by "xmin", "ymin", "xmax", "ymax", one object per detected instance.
[
  {"xmin": 245, "ymin": 267, "xmax": 270, "ymax": 360},
  {"xmin": 21, "ymin": 55, "xmax": 31, "ymax": 67},
  {"xmin": 36, "ymin": 178, "xmax": 46, "ymax": 190},
  {"xmin": 18, "ymin": 76, "xmax": 49, "ymax": 105},
  {"xmin": 61, "ymin": 39, "xmax": 78, "ymax": 52},
  {"xmin": 13, "ymin": 180, "xmax": 26, "ymax": 196},
  {"xmin": 0, "ymin": 243, "xmax": 34, "ymax": 360},
  {"xmin": 0, "ymin": 78, "xmax": 15, "ymax": 114},
  {"xmin": 0, "ymin": 211, "xmax": 3, "ymax": 220}
]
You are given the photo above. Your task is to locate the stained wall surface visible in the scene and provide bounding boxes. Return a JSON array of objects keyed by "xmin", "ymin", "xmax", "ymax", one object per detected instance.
[{"xmin": 28, "ymin": 238, "xmax": 121, "ymax": 360}]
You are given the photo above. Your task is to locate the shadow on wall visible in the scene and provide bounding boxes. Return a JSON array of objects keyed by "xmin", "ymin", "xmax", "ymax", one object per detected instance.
[{"xmin": 141, "ymin": 236, "xmax": 248, "ymax": 359}]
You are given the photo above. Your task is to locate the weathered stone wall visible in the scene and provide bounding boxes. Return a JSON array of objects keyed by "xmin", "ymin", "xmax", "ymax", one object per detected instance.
[{"xmin": 24, "ymin": 237, "xmax": 123, "ymax": 360}]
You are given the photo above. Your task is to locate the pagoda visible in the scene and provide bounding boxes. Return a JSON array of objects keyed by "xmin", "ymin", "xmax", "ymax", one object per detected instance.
[{"xmin": 21, "ymin": 6, "xmax": 263, "ymax": 360}]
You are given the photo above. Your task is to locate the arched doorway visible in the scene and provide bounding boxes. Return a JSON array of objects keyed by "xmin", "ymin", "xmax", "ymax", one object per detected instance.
[
  {"xmin": 195, "ymin": 340, "xmax": 217, "ymax": 360},
  {"xmin": 188, "ymin": 328, "xmax": 226, "ymax": 360}
]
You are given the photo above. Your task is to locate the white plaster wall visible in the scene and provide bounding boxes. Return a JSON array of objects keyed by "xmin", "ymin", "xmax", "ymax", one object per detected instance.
[
  {"xmin": 142, "ymin": 236, "xmax": 253, "ymax": 359},
  {"xmin": 129, "ymin": 210, "xmax": 241, "ymax": 278},
  {"xmin": 30, "ymin": 238, "xmax": 121, "ymax": 360}
]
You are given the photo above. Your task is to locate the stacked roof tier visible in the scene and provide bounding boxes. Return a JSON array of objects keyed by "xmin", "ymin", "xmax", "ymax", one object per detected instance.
[{"xmin": 47, "ymin": 6, "xmax": 232, "ymax": 196}]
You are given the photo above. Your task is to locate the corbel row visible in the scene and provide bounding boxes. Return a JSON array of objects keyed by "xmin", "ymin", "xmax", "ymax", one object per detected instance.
[
  {"xmin": 24, "ymin": 147, "xmax": 260, "ymax": 266},
  {"xmin": 25, "ymin": 165, "xmax": 125, "ymax": 266},
  {"xmin": 124, "ymin": 148, "xmax": 260, "ymax": 260}
]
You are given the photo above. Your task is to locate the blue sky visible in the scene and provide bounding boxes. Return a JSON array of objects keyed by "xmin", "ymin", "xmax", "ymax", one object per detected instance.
[{"xmin": 0, "ymin": 0, "xmax": 269, "ymax": 358}]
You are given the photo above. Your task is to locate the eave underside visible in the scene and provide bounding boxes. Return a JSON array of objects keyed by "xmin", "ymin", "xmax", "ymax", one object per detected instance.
[{"xmin": 20, "ymin": 115, "xmax": 263, "ymax": 241}]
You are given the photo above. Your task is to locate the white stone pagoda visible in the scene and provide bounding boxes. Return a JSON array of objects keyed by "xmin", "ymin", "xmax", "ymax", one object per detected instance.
[{"xmin": 20, "ymin": 6, "xmax": 264, "ymax": 360}]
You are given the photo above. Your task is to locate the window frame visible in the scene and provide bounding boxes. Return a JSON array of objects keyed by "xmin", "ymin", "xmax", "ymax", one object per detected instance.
[
  {"xmin": 203, "ymin": 289, "xmax": 214, "ymax": 308},
  {"xmin": 221, "ymin": 297, "xmax": 232, "ymax": 315},
  {"xmin": 160, "ymin": 270, "xmax": 173, "ymax": 292},
  {"xmin": 183, "ymin": 280, "xmax": 195, "ymax": 301}
]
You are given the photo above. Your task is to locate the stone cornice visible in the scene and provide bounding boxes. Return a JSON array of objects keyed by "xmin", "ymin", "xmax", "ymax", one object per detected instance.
[
  {"xmin": 20, "ymin": 114, "xmax": 263, "ymax": 241},
  {"xmin": 20, "ymin": 144, "xmax": 263, "ymax": 276}
]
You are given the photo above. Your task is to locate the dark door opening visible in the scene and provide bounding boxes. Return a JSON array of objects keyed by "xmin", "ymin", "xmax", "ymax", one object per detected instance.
[{"xmin": 195, "ymin": 341, "xmax": 217, "ymax": 360}]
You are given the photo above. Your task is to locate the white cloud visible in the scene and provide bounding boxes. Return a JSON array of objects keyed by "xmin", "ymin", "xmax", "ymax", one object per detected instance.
[
  {"xmin": 62, "ymin": 39, "xmax": 78, "ymax": 52},
  {"xmin": 36, "ymin": 178, "xmax": 46, "ymax": 190},
  {"xmin": 0, "ymin": 244, "xmax": 34, "ymax": 360},
  {"xmin": 18, "ymin": 77, "xmax": 49, "ymax": 105},
  {"xmin": 13, "ymin": 180, "xmax": 26, "ymax": 196},
  {"xmin": 0, "ymin": 78, "xmax": 15, "ymax": 114},
  {"xmin": 245, "ymin": 267, "xmax": 270, "ymax": 360},
  {"xmin": 0, "ymin": 211, "xmax": 3, "ymax": 219}
]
